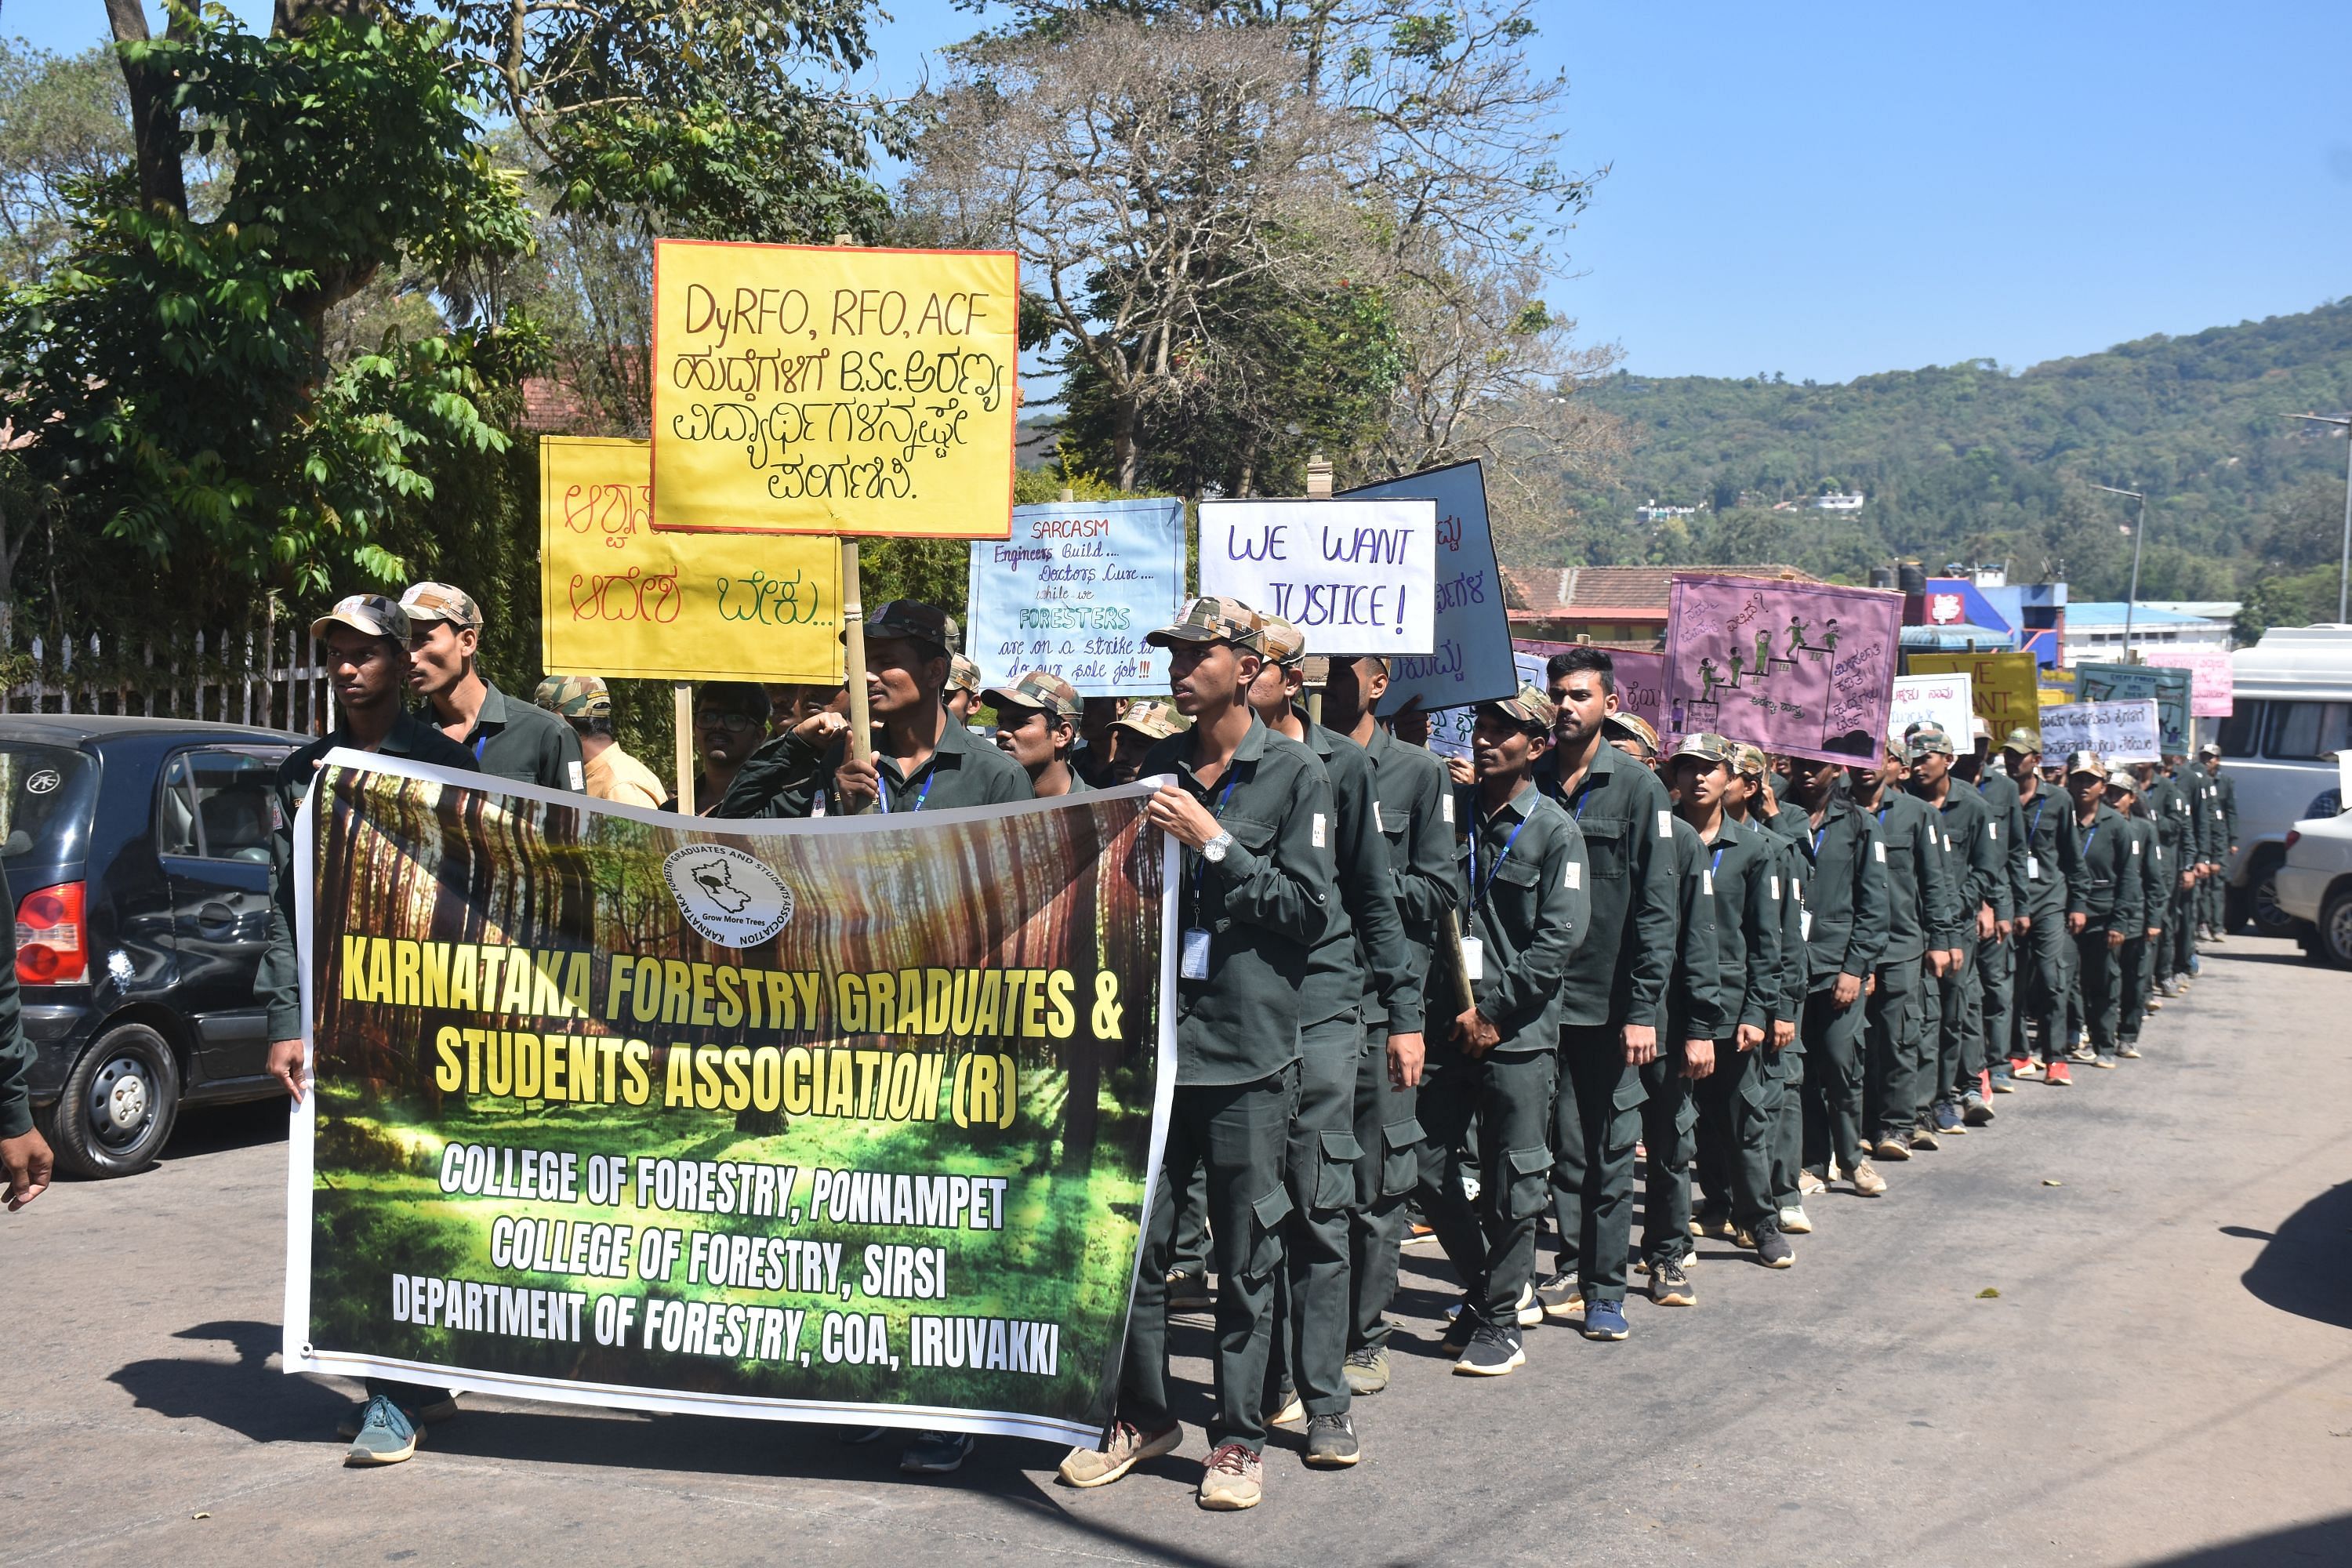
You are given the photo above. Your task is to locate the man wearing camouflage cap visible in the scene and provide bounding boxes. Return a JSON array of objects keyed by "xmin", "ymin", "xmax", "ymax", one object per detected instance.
[
  {"xmin": 399, "ymin": 583, "xmax": 583, "ymax": 793},
  {"xmin": 2106, "ymin": 769, "xmax": 2166, "ymax": 1059},
  {"xmin": 2002, "ymin": 728, "xmax": 2077, "ymax": 1080},
  {"xmin": 2140, "ymin": 752, "xmax": 2195, "ymax": 998},
  {"xmin": 716, "ymin": 601, "xmax": 1029, "ymax": 818},
  {"xmin": 1962, "ymin": 714, "xmax": 2031, "ymax": 1096},
  {"xmin": 259, "ymin": 594, "xmax": 480, "ymax": 1467},
  {"xmin": 946, "ymin": 653, "xmax": 984, "ymax": 726},
  {"xmin": 538, "ymin": 677, "xmax": 664, "ymax": 808},
  {"xmin": 1904, "ymin": 722, "xmax": 2005, "ymax": 1136},
  {"xmin": 985, "ymin": 670, "xmax": 1090, "ymax": 797},
  {"xmin": 2061, "ymin": 751, "xmax": 2143, "ymax": 1069},
  {"xmin": 1641, "ymin": 733, "xmax": 1726, "ymax": 1300},
  {"xmin": 1062, "ymin": 597, "xmax": 1334, "ymax": 1511},
  {"xmin": 1099, "ymin": 699, "xmax": 1186, "ymax": 786},
  {"xmin": 2197, "ymin": 740, "xmax": 2238, "ymax": 941}
]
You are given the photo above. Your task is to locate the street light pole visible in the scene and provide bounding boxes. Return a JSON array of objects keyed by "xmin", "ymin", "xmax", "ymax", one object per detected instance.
[
  {"xmin": 2091, "ymin": 483, "xmax": 2147, "ymax": 656},
  {"xmin": 2284, "ymin": 413, "xmax": 2352, "ymax": 624}
]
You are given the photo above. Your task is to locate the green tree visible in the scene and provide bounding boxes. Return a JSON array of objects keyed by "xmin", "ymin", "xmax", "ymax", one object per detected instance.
[{"xmin": 0, "ymin": 39, "xmax": 130, "ymax": 285}]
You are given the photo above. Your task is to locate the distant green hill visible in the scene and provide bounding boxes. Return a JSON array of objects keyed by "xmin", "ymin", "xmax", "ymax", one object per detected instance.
[{"xmin": 1556, "ymin": 298, "xmax": 2352, "ymax": 626}]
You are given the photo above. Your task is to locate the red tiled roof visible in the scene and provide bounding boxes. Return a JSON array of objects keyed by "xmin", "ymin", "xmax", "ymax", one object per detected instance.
[{"xmin": 1503, "ymin": 564, "xmax": 1820, "ymax": 619}]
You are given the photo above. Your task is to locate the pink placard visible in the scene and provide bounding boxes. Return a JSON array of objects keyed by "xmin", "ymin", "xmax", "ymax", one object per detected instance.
[
  {"xmin": 1664, "ymin": 575, "xmax": 1905, "ymax": 764},
  {"xmin": 2140, "ymin": 648, "xmax": 2235, "ymax": 718}
]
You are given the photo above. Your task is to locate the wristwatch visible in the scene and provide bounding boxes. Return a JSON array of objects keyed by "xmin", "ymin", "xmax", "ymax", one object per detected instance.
[{"xmin": 1201, "ymin": 830, "xmax": 1235, "ymax": 865}]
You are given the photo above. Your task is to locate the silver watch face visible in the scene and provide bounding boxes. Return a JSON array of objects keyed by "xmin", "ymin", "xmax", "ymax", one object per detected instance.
[{"xmin": 1203, "ymin": 833, "xmax": 1229, "ymax": 862}]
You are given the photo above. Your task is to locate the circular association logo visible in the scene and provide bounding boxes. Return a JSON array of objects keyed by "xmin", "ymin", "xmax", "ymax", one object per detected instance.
[
  {"xmin": 24, "ymin": 769, "xmax": 60, "ymax": 796},
  {"xmin": 662, "ymin": 844, "xmax": 794, "ymax": 949}
]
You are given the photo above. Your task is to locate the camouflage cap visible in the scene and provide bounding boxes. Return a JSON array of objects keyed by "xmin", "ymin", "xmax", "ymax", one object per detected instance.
[
  {"xmin": 1606, "ymin": 710, "xmax": 1662, "ymax": 757},
  {"xmin": 1480, "ymin": 682, "xmax": 1558, "ymax": 733},
  {"xmin": 1111, "ymin": 697, "xmax": 1189, "ymax": 739},
  {"xmin": 2063, "ymin": 749, "xmax": 2104, "ymax": 778},
  {"xmin": 1730, "ymin": 742, "xmax": 1769, "ymax": 780},
  {"xmin": 1145, "ymin": 595, "xmax": 1263, "ymax": 652},
  {"xmin": 1969, "ymin": 715, "xmax": 1992, "ymax": 741},
  {"xmin": 947, "ymin": 653, "xmax": 982, "ymax": 693},
  {"xmin": 1253, "ymin": 613, "xmax": 1308, "ymax": 667},
  {"xmin": 1906, "ymin": 723, "xmax": 1957, "ymax": 760},
  {"xmin": 2104, "ymin": 768, "xmax": 2137, "ymax": 793},
  {"xmin": 849, "ymin": 599, "xmax": 960, "ymax": 655},
  {"xmin": 310, "ymin": 593, "xmax": 407, "ymax": 642},
  {"xmin": 2002, "ymin": 725, "xmax": 2043, "ymax": 756},
  {"xmin": 532, "ymin": 675, "xmax": 564, "ymax": 711},
  {"xmin": 1669, "ymin": 731, "xmax": 1738, "ymax": 767},
  {"xmin": 984, "ymin": 670, "xmax": 1081, "ymax": 720},
  {"xmin": 2198, "ymin": 740, "xmax": 2221, "ymax": 757},
  {"xmin": 546, "ymin": 675, "xmax": 612, "ymax": 720},
  {"xmin": 398, "ymin": 581, "xmax": 482, "ymax": 630}
]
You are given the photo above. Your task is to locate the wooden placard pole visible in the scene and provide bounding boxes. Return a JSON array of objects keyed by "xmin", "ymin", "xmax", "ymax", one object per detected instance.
[
  {"xmin": 672, "ymin": 681, "xmax": 695, "ymax": 813},
  {"xmin": 1304, "ymin": 453, "xmax": 1333, "ymax": 725},
  {"xmin": 833, "ymin": 235, "xmax": 877, "ymax": 803}
]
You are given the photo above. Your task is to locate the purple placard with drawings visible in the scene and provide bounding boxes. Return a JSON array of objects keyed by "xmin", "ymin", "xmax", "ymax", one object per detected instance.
[{"xmin": 1664, "ymin": 575, "xmax": 1903, "ymax": 764}]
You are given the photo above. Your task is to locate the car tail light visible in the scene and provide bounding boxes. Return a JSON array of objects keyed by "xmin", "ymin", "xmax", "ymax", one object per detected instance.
[
  {"xmin": 16, "ymin": 880, "xmax": 87, "ymax": 985},
  {"xmin": 2285, "ymin": 830, "xmax": 2300, "ymax": 851}
]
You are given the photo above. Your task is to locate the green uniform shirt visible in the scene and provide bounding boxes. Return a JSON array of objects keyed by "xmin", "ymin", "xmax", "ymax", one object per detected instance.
[
  {"xmin": 2176, "ymin": 762, "xmax": 2216, "ymax": 861},
  {"xmin": 1535, "ymin": 740, "xmax": 1679, "ymax": 1031},
  {"xmin": 2072, "ymin": 802, "xmax": 2146, "ymax": 931},
  {"xmin": 1770, "ymin": 794, "xmax": 1890, "ymax": 988},
  {"xmin": 714, "ymin": 710, "xmax": 1033, "ymax": 818},
  {"xmin": 427, "ymin": 681, "xmax": 583, "ymax": 791},
  {"xmin": 2145, "ymin": 775, "xmax": 2194, "ymax": 867},
  {"xmin": 1666, "ymin": 816, "xmax": 1726, "ymax": 1043},
  {"xmin": 2016, "ymin": 781, "xmax": 2077, "ymax": 919},
  {"xmin": 1364, "ymin": 725, "xmax": 1462, "ymax": 1034},
  {"xmin": 1300, "ymin": 721, "xmax": 1415, "ymax": 1033},
  {"xmin": 1975, "ymin": 766, "xmax": 2032, "ymax": 920},
  {"xmin": 2129, "ymin": 809, "xmax": 2169, "ymax": 924},
  {"xmin": 1143, "ymin": 717, "xmax": 1337, "ymax": 1085},
  {"xmin": 1861, "ymin": 786, "xmax": 1963, "ymax": 959},
  {"xmin": 1920, "ymin": 778, "xmax": 2005, "ymax": 922},
  {"xmin": 2211, "ymin": 770, "xmax": 2239, "ymax": 855},
  {"xmin": 1454, "ymin": 779, "xmax": 1589, "ymax": 1050},
  {"xmin": 259, "ymin": 713, "xmax": 481, "ymax": 1040},
  {"xmin": 1700, "ymin": 819, "xmax": 1783, "ymax": 1036},
  {"xmin": 1740, "ymin": 811, "xmax": 1810, "ymax": 1027}
]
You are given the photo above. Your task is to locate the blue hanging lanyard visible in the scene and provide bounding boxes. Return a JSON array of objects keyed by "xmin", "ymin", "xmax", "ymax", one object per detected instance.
[
  {"xmin": 1187, "ymin": 771, "xmax": 1243, "ymax": 908},
  {"xmin": 1809, "ymin": 822, "xmax": 1828, "ymax": 861},
  {"xmin": 2081, "ymin": 824, "xmax": 2098, "ymax": 861},
  {"xmin": 1471, "ymin": 808, "xmax": 1534, "ymax": 910},
  {"xmin": 471, "ymin": 734, "xmax": 488, "ymax": 760},
  {"xmin": 2030, "ymin": 800, "xmax": 2046, "ymax": 840},
  {"xmin": 877, "ymin": 768, "xmax": 936, "ymax": 816}
]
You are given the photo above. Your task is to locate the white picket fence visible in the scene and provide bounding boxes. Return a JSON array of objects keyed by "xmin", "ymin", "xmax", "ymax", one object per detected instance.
[{"xmin": 5, "ymin": 623, "xmax": 332, "ymax": 735}]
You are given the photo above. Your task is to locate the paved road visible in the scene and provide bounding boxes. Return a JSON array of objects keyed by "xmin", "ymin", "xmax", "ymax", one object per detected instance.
[{"xmin": 7, "ymin": 935, "xmax": 2351, "ymax": 1567}]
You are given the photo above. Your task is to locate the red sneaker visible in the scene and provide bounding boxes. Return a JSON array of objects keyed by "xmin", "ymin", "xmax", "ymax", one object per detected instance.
[
  {"xmin": 2045, "ymin": 1061, "xmax": 2074, "ymax": 1086},
  {"xmin": 2011, "ymin": 1058, "xmax": 2042, "ymax": 1080}
]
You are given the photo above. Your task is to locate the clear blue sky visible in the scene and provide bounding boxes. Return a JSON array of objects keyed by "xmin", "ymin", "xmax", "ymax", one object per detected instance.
[{"xmin": 20, "ymin": 2, "xmax": 2348, "ymax": 383}]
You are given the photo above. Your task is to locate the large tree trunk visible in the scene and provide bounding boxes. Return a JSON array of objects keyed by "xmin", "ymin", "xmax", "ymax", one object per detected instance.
[
  {"xmin": 1113, "ymin": 395, "xmax": 1142, "ymax": 492},
  {"xmin": 105, "ymin": 0, "xmax": 190, "ymax": 218}
]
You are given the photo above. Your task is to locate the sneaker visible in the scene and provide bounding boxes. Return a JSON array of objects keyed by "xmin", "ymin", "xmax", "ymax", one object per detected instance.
[
  {"xmin": 336, "ymin": 1392, "xmax": 457, "ymax": 1440},
  {"xmin": 1978, "ymin": 1069, "xmax": 1996, "ymax": 1101},
  {"xmin": 1303, "ymin": 1413, "xmax": 1360, "ymax": 1468},
  {"xmin": 1265, "ymin": 1388, "xmax": 1306, "ymax": 1428},
  {"xmin": 2068, "ymin": 1044, "xmax": 2097, "ymax": 1064},
  {"xmin": 343, "ymin": 1395, "xmax": 419, "ymax": 1467},
  {"xmin": 1165, "ymin": 1269, "xmax": 1213, "ymax": 1312},
  {"xmin": 1873, "ymin": 1134, "xmax": 1912, "ymax": 1162},
  {"xmin": 2011, "ymin": 1058, "xmax": 2043, "ymax": 1081},
  {"xmin": 1197, "ymin": 1443, "xmax": 1264, "ymax": 1511},
  {"xmin": 2118, "ymin": 1043, "xmax": 2143, "ymax": 1059},
  {"xmin": 1343, "ymin": 1345, "xmax": 1390, "ymax": 1396},
  {"xmin": 2146, "ymin": 996, "xmax": 2164, "ymax": 1012},
  {"xmin": 1690, "ymin": 1204, "xmax": 1727, "ymax": 1238},
  {"xmin": 2091, "ymin": 1055, "xmax": 2118, "ymax": 1069},
  {"xmin": 1909, "ymin": 1126, "xmax": 1941, "ymax": 1152},
  {"xmin": 1851, "ymin": 1160, "xmax": 1887, "ymax": 1197},
  {"xmin": 1059, "ymin": 1421, "xmax": 1182, "ymax": 1487},
  {"xmin": 1650, "ymin": 1258, "xmax": 1697, "ymax": 1306},
  {"xmin": 900, "ymin": 1430, "xmax": 975, "ymax": 1475},
  {"xmin": 1513, "ymin": 1280, "xmax": 1544, "ymax": 1327},
  {"xmin": 1933, "ymin": 1102, "xmax": 1965, "ymax": 1135},
  {"xmin": 2045, "ymin": 1061, "xmax": 2074, "ymax": 1086},
  {"xmin": 1779, "ymin": 1205, "xmax": 1813, "ymax": 1234},
  {"xmin": 1535, "ymin": 1270, "xmax": 1585, "ymax": 1323},
  {"xmin": 1962, "ymin": 1094, "xmax": 1995, "ymax": 1127},
  {"xmin": 1991, "ymin": 1067, "xmax": 2016, "ymax": 1094},
  {"xmin": 1798, "ymin": 1169, "xmax": 1828, "ymax": 1196},
  {"xmin": 1581, "ymin": 1301, "xmax": 1631, "ymax": 1341},
  {"xmin": 1454, "ymin": 1321, "xmax": 1527, "ymax": 1375},
  {"xmin": 1439, "ymin": 1301, "xmax": 1481, "ymax": 1356},
  {"xmin": 1754, "ymin": 1226, "xmax": 1795, "ymax": 1268}
]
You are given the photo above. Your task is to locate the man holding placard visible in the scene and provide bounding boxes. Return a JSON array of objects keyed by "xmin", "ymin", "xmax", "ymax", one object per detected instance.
[{"xmin": 1060, "ymin": 597, "xmax": 1334, "ymax": 1512}]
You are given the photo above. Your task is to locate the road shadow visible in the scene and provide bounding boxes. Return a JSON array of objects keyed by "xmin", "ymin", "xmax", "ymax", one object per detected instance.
[
  {"xmin": 2219, "ymin": 1179, "xmax": 2352, "ymax": 1330},
  {"xmin": 2139, "ymin": 1511, "xmax": 2352, "ymax": 1564},
  {"xmin": 107, "ymin": 1319, "xmax": 349, "ymax": 1445},
  {"xmin": 162, "ymin": 1098, "xmax": 289, "ymax": 1161}
]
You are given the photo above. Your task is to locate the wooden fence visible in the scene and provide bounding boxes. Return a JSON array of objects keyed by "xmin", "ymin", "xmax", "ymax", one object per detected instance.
[{"xmin": 5, "ymin": 622, "xmax": 332, "ymax": 735}]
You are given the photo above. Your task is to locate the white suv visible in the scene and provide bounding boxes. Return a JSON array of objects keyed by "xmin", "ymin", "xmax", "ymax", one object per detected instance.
[{"xmin": 2277, "ymin": 812, "xmax": 2352, "ymax": 967}]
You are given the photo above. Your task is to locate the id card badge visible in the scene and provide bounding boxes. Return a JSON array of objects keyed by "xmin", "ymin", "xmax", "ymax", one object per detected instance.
[
  {"xmin": 1460, "ymin": 936, "xmax": 1485, "ymax": 982},
  {"xmin": 1181, "ymin": 927, "xmax": 1212, "ymax": 980},
  {"xmin": 1800, "ymin": 909, "xmax": 1814, "ymax": 941},
  {"xmin": 2027, "ymin": 858, "xmax": 2041, "ymax": 880}
]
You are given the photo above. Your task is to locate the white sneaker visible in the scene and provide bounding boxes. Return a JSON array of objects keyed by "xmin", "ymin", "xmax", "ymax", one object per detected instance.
[{"xmin": 1778, "ymin": 1205, "xmax": 1813, "ymax": 1234}]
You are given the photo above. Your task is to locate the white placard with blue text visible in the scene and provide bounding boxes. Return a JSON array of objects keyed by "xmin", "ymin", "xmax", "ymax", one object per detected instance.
[
  {"xmin": 1197, "ymin": 498, "xmax": 1438, "ymax": 656},
  {"xmin": 966, "ymin": 497, "xmax": 1186, "ymax": 697},
  {"xmin": 1339, "ymin": 462, "xmax": 1514, "ymax": 717}
]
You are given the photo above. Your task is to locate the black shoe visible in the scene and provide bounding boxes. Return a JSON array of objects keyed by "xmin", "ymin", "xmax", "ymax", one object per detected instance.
[
  {"xmin": 1755, "ymin": 1227, "xmax": 1795, "ymax": 1269},
  {"xmin": 1452, "ymin": 1321, "xmax": 1526, "ymax": 1377},
  {"xmin": 1165, "ymin": 1269, "xmax": 1213, "ymax": 1312},
  {"xmin": 1302, "ymin": 1412, "xmax": 1360, "ymax": 1468},
  {"xmin": 1649, "ymin": 1257, "xmax": 1696, "ymax": 1306},
  {"xmin": 1440, "ymin": 1301, "xmax": 1481, "ymax": 1356}
]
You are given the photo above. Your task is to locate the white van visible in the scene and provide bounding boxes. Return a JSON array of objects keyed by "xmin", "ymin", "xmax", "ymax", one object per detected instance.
[{"xmin": 2217, "ymin": 624, "xmax": 2352, "ymax": 934}]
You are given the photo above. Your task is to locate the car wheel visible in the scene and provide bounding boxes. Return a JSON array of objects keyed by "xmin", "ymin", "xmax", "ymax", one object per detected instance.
[
  {"xmin": 2246, "ymin": 851, "xmax": 2303, "ymax": 938},
  {"xmin": 2320, "ymin": 888, "xmax": 2352, "ymax": 971},
  {"xmin": 49, "ymin": 1022, "xmax": 182, "ymax": 1180}
]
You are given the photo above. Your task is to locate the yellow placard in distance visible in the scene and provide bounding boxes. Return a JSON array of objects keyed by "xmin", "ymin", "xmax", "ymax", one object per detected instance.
[
  {"xmin": 1907, "ymin": 650, "xmax": 2041, "ymax": 726},
  {"xmin": 650, "ymin": 240, "xmax": 1018, "ymax": 539},
  {"xmin": 539, "ymin": 437, "xmax": 844, "ymax": 683}
]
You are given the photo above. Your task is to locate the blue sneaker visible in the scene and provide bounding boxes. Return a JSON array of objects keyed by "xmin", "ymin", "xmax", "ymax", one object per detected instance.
[
  {"xmin": 343, "ymin": 1395, "xmax": 418, "ymax": 1466},
  {"xmin": 900, "ymin": 1430, "xmax": 975, "ymax": 1474},
  {"xmin": 1933, "ymin": 1102, "xmax": 1965, "ymax": 1135},
  {"xmin": 1581, "ymin": 1301, "xmax": 1630, "ymax": 1341}
]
